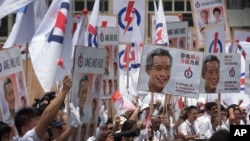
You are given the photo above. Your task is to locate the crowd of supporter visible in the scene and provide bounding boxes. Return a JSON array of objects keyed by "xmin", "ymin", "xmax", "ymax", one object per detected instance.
[{"xmin": 0, "ymin": 75, "xmax": 249, "ymax": 141}]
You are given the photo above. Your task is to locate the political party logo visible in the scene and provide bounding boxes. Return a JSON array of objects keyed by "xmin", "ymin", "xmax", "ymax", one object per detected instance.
[
  {"xmin": 195, "ymin": 1, "xmax": 200, "ymax": 8},
  {"xmin": 235, "ymin": 39, "xmax": 247, "ymax": 59},
  {"xmin": 118, "ymin": 49, "xmax": 140, "ymax": 70},
  {"xmin": 209, "ymin": 32, "xmax": 223, "ymax": 53},
  {"xmin": 78, "ymin": 52, "xmax": 83, "ymax": 67},
  {"xmin": 184, "ymin": 67, "xmax": 193, "ymax": 78},
  {"xmin": 100, "ymin": 32, "xmax": 104, "ymax": 42},
  {"xmin": 118, "ymin": 0, "xmax": 141, "ymax": 35},
  {"xmin": 229, "ymin": 67, "xmax": 236, "ymax": 77}
]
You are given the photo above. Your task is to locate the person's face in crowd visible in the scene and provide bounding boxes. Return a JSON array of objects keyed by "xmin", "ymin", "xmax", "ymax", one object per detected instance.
[
  {"xmin": 104, "ymin": 132, "xmax": 114, "ymax": 141},
  {"xmin": 146, "ymin": 55, "xmax": 171, "ymax": 92},
  {"xmin": 94, "ymin": 77, "xmax": 100, "ymax": 93},
  {"xmin": 81, "ymin": 124, "xmax": 86, "ymax": 140},
  {"xmin": 200, "ymin": 11, "xmax": 209, "ymax": 24},
  {"xmin": 188, "ymin": 109, "xmax": 199, "ymax": 123},
  {"xmin": 5, "ymin": 82, "xmax": 15, "ymax": 111},
  {"xmin": 203, "ymin": 60, "xmax": 220, "ymax": 93},
  {"xmin": 151, "ymin": 117, "xmax": 160, "ymax": 131},
  {"xmin": 78, "ymin": 80, "xmax": 88, "ymax": 108},
  {"xmin": 234, "ymin": 109, "xmax": 242, "ymax": 124},
  {"xmin": 213, "ymin": 11, "xmax": 221, "ymax": 21},
  {"xmin": 209, "ymin": 105, "xmax": 218, "ymax": 118},
  {"xmin": 103, "ymin": 80, "xmax": 106, "ymax": 95},
  {"xmin": 106, "ymin": 123, "xmax": 113, "ymax": 132}
]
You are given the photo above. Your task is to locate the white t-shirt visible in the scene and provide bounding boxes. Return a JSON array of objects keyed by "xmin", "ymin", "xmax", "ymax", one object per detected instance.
[{"xmin": 13, "ymin": 128, "xmax": 41, "ymax": 141}]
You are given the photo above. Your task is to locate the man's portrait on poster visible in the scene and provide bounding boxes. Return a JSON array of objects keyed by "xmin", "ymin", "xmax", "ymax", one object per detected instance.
[
  {"xmin": 143, "ymin": 47, "xmax": 173, "ymax": 93},
  {"xmin": 201, "ymin": 54, "xmax": 220, "ymax": 93}
]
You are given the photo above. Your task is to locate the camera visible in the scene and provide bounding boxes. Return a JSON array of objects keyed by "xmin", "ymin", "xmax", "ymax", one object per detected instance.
[{"xmin": 32, "ymin": 91, "xmax": 65, "ymax": 114}]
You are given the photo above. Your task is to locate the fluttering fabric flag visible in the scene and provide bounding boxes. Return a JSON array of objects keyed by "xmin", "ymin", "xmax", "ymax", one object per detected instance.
[
  {"xmin": 154, "ymin": 0, "xmax": 169, "ymax": 45},
  {"xmin": 72, "ymin": 9, "xmax": 88, "ymax": 58},
  {"xmin": 29, "ymin": 0, "xmax": 72, "ymax": 92},
  {"xmin": 0, "ymin": 0, "xmax": 34, "ymax": 19},
  {"xmin": 112, "ymin": 91, "xmax": 136, "ymax": 116},
  {"xmin": 3, "ymin": 2, "xmax": 35, "ymax": 48},
  {"xmin": 84, "ymin": 0, "xmax": 100, "ymax": 47}
]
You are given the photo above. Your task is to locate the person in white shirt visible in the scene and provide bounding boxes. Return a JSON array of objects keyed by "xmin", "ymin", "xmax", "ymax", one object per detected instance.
[
  {"xmin": 196, "ymin": 102, "xmax": 218, "ymax": 137},
  {"xmin": 179, "ymin": 105, "xmax": 200, "ymax": 141},
  {"xmin": 14, "ymin": 75, "xmax": 72, "ymax": 141}
]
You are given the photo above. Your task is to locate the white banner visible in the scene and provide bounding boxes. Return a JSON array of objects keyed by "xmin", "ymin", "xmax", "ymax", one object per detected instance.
[
  {"xmin": 71, "ymin": 46, "xmax": 106, "ymax": 141},
  {"xmin": 190, "ymin": 0, "xmax": 231, "ymax": 47},
  {"xmin": 199, "ymin": 53, "xmax": 241, "ymax": 93},
  {"xmin": 138, "ymin": 44, "xmax": 203, "ymax": 98},
  {"xmin": 246, "ymin": 55, "xmax": 250, "ymax": 95},
  {"xmin": 97, "ymin": 27, "xmax": 119, "ymax": 99},
  {"xmin": 204, "ymin": 23, "xmax": 225, "ymax": 53},
  {"xmin": 167, "ymin": 21, "xmax": 188, "ymax": 49},
  {"xmin": 0, "ymin": 47, "xmax": 28, "ymax": 136}
]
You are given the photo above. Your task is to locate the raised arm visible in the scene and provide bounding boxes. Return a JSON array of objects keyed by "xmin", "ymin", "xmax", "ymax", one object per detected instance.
[{"xmin": 35, "ymin": 75, "xmax": 72, "ymax": 139}]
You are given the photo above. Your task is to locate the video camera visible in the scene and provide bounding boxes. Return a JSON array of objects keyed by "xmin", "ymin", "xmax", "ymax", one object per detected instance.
[{"xmin": 32, "ymin": 91, "xmax": 65, "ymax": 114}]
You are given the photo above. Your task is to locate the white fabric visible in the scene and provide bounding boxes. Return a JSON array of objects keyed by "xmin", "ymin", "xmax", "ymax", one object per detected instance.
[
  {"xmin": 13, "ymin": 128, "xmax": 41, "ymax": 141},
  {"xmin": 179, "ymin": 120, "xmax": 199, "ymax": 141}
]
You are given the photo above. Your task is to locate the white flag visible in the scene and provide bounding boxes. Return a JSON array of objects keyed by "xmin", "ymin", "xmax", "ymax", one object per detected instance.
[
  {"xmin": 29, "ymin": 0, "xmax": 72, "ymax": 92},
  {"xmin": 154, "ymin": 0, "xmax": 169, "ymax": 45}
]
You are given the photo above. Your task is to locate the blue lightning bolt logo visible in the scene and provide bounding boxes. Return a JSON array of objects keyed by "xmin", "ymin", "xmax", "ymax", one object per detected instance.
[{"xmin": 124, "ymin": 0, "xmax": 134, "ymax": 35}]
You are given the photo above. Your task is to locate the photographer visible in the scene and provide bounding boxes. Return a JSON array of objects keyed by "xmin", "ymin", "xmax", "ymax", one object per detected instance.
[{"xmin": 14, "ymin": 75, "xmax": 72, "ymax": 141}]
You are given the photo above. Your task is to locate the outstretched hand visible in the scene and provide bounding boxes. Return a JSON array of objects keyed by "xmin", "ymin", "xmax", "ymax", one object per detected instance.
[{"xmin": 69, "ymin": 103, "xmax": 81, "ymax": 128}]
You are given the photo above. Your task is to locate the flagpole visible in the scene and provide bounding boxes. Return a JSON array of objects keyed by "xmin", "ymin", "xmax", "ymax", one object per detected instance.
[
  {"xmin": 25, "ymin": 42, "xmax": 29, "ymax": 88},
  {"xmin": 126, "ymin": 44, "xmax": 130, "ymax": 92},
  {"xmin": 217, "ymin": 93, "xmax": 222, "ymax": 126}
]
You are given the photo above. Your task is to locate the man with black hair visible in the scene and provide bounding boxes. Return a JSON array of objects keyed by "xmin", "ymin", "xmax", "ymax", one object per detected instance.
[
  {"xmin": 3, "ymin": 77, "xmax": 17, "ymax": 127},
  {"xmin": 145, "ymin": 48, "xmax": 173, "ymax": 93},
  {"xmin": 196, "ymin": 102, "xmax": 218, "ymax": 138},
  {"xmin": 0, "ymin": 121, "xmax": 12, "ymax": 141},
  {"xmin": 14, "ymin": 75, "xmax": 72, "ymax": 140},
  {"xmin": 201, "ymin": 55, "xmax": 220, "ymax": 93}
]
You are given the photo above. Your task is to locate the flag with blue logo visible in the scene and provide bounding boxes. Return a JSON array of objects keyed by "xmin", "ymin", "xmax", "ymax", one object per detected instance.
[
  {"xmin": 29, "ymin": 0, "xmax": 72, "ymax": 92},
  {"xmin": 84, "ymin": 0, "xmax": 100, "ymax": 47},
  {"xmin": 154, "ymin": 0, "xmax": 169, "ymax": 45}
]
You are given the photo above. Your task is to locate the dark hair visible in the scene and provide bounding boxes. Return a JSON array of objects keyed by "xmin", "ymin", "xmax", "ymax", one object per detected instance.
[
  {"xmin": 121, "ymin": 120, "xmax": 136, "ymax": 131},
  {"xmin": 14, "ymin": 107, "xmax": 41, "ymax": 136},
  {"xmin": 202, "ymin": 55, "xmax": 220, "ymax": 75},
  {"xmin": 209, "ymin": 129, "xmax": 229, "ymax": 141},
  {"xmin": 0, "ymin": 121, "xmax": 11, "ymax": 138},
  {"xmin": 146, "ymin": 48, "xmax": 173, "ymax": 69},
  {"xmin": 213, "ymin": 7, "xmax": 221, "ymax": 14},
  {"xmin": 205, "ymin": 102, "xmax": 217, "ymax": 111},
  {"xmin": 3, "ymin": 77, "xmax": 13, "ymax": 96}
]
